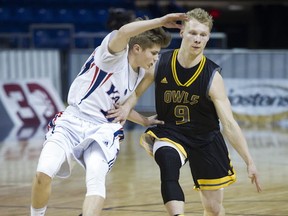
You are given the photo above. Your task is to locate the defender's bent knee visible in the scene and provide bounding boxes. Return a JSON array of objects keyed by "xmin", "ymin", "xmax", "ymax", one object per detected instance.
[
  {"xmin": 84, "ymin": 144, "xmax": 109, "ymax": 198},
  {"xmin": 154, "ymin": 146, "xmax": 182, "ymax": 181},
  {"xmin": 154, "ymin": 147, "xmax": 184, "ymax": 203},
  {"xmin": 34, "ymin": 172, "xmax": 52, "ymax": 186}
]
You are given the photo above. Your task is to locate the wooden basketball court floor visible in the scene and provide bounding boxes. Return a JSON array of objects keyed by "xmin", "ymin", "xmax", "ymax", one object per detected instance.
[{"xmin": 0, "ymin": 123, "xmax": 287, "ymax": 216}]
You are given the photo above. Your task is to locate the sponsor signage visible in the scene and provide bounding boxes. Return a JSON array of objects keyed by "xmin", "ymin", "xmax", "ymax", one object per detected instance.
[
  {"xmin": 225, "ymin": 79, "xmax": 288, "ymax": 126},
  {"xmin": 0, "ymin": 79, "xmax": 65, "ymax": 141}
]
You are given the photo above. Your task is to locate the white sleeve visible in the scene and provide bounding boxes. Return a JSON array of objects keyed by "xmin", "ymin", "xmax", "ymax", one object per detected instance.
[{"xmin": 94, "ymin": 31, "xmax": 128, "ymax": 72}]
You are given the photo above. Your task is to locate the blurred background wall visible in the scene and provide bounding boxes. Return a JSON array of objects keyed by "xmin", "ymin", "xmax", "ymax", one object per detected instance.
[
  {"xmin": 0, "ymin": 0, "xmax": 288, "ymax": 119},
  {"xmin": 1, "ymin": 0, "xmax": 288, "ymax": 50}
]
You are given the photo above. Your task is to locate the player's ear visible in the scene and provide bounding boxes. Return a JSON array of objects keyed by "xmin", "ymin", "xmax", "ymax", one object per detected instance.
[
  {"xmin": 180, "ymin": 29, "xmax": 184, "ymax": 38},
  {"xmin": 133, "ymin": 44, "xmax": 142, "ymax": 53},
  {"xmin": 179, "ymin": 21, "xmax": 185, "ymax": 38}
]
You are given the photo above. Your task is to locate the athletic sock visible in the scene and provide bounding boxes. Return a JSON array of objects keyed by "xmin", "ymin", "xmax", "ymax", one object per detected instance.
[{"xmin": 30, "ymin": 206, "xmax": 47, "ymax": 216}]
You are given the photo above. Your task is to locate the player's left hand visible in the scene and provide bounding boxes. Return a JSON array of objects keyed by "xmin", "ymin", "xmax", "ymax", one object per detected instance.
[
  {"xmin": 247, "ymin": 163, "xmax": 262, "ymax": 192},
  {"xmin": 159, "ymin": 13, "xmax": 188, "ymax": 29},
  {"xmin": 107, "ymin": 104, "xmax": 129, "ymax": 126},
  {"xmin": 145, "ymin": 114, "xmax": 164, "ymax": 127}
]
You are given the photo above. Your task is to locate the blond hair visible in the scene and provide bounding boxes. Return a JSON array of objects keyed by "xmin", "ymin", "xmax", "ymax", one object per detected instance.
[{"xmin": 184, "ymin": 8, "xmax": 213, "ymax": 31}]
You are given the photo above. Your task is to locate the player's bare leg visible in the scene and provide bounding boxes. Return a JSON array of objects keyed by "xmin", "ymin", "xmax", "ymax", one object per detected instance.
[
  {"xmin": 82, "ymin": 195, "xmax": 105, "ymax": 216},
  {"xmin": 31, "ymin": 142, "xmax": 66, "ymax": 215},
  {"xmin": 199, "ymin": 189, "xmax": 225, "ymax": 216},
  {"xmin": 165, "ymin": 200, "xmax": 185, "ymax": 216},
  {"xmin": 31, "ymin": 172, "xmax": 52, "ymax": 214}
]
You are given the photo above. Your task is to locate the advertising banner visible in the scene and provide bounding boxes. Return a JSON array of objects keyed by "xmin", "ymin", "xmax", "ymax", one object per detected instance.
[
  {"xmin": 0, "ymin": 79, "xmax": 65, "ymax": 141},
  {"xmin": 225, "ymin": 79, "xmax": 288, "ymax": 128}
]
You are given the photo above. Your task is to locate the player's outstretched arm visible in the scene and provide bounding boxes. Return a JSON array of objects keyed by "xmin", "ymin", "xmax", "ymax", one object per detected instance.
[
  {"xmin": 209, "ymin": 72, "xmax": 262, "ymax": 192},
  {"xmin": 108, "ymin": 13, "xmax": 187, "ymax": 54}
]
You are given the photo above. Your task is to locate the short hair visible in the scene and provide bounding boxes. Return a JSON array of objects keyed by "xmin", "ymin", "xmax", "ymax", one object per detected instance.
[
  {"xmin": 128, "ymin": 17, "xmax": 172, "ymax": 50},
  {"xmin": 184, "ymin": 8, "xmax": 213, "ymax": 31}
]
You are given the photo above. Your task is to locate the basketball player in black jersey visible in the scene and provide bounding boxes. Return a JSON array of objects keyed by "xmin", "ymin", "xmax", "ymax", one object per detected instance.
[{"xmin": 108, "ymin": 8, "xmax": 261, "ymax": 216}]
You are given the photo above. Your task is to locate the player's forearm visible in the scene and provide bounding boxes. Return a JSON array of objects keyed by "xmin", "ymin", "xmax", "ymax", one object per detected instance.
[
  {"xmin": 127, "ymin": 109, "xmax": 149, "ymax": 127},
  {"xmin": 109, "ymin": 18, "xmax": 163, "ymax": 53},
  {"xmin": 123, "ymin": 91, "xmax": 139, "ymax": 113},
  {"xmin": 118, "ymin": 18, "xmax": 163, "ymax": 40},
  {"xmin": 223, "ymin": 122, "xmax": 254, "ymax": 165}
]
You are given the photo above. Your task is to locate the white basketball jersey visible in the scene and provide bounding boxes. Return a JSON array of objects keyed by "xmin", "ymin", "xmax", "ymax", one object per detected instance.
[{"xmin": 67, "ymin": 31, "xmax": 145, "ymax": 123}]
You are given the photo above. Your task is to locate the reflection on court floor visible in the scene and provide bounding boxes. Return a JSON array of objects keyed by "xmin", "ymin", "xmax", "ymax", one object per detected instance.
[{"xmin": 0, "ymin": 123, "xmax": 288, "ymax": 216}]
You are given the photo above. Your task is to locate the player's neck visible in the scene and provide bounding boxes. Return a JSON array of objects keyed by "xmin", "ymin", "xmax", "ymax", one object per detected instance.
[
  {"xmin": 127, "ymin": 56, "xmax": 139, "ymax": 73},
  {"xmin": 177, "ymin": 50, "xmax": 203, "ymax": 68},
  {"xmin": 127, "ymin": 55, "xmax": 138, "ymax": 72}
]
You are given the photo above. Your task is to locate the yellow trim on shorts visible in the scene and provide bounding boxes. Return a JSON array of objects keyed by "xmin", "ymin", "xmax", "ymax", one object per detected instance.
[
  {"xmin": 195, "ymin": 173, "xmax": 236, "ymax": 190},
  {"xmin": 145, "ymin": 130, "xmax": 188, "ymax": 158}
]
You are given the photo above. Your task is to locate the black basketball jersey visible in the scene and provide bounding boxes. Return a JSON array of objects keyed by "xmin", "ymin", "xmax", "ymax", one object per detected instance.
[
  {"xmin": 144, "ymin": 50, "xmax": 236, "ymax": 187},
  {"xmin": 154, "ymin": 49, "xmax": 221, "ymax": 137}
]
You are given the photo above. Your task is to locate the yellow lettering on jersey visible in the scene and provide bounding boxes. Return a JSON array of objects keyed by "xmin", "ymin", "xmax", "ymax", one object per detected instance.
[{"xmin": 164, "ymin": 90, "xmax": 199, "ymax": 105}]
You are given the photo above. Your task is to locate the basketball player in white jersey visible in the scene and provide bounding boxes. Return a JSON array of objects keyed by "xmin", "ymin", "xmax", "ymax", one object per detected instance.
[{"xmin": 30, "ymin": 13, "xmax": 188, "ymax": 216}]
